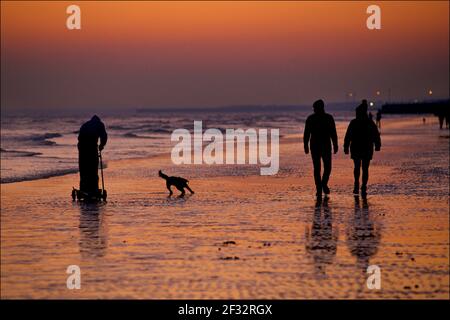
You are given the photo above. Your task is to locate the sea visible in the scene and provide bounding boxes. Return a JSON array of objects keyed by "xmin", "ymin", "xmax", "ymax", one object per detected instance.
[{"xmin": 1, "ymin": 105, "xmax": 360, "ymax": 183}]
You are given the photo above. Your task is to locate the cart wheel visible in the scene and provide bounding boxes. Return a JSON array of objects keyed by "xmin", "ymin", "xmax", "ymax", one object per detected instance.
[{"xmin": 102, "ymin": 190, "xmax": 107, "ymax": 201}]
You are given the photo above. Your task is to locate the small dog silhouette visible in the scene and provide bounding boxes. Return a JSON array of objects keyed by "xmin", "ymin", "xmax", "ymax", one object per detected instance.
[{"xmin": 158, "ymin": 170, "xmax": 194, "ymax": 197}]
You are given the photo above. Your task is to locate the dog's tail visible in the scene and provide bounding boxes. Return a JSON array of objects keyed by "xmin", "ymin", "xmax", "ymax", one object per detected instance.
[{"xmin": 158, "ymin": 170, "xmax": 169, "ymax": 180}]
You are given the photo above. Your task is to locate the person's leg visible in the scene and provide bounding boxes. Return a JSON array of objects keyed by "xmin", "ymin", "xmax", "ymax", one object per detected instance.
[
  {"xmin": 93, "ymin": 152, "xmax": 99, "ymax": 193},
  {"xmin": 311, "ymin": 152, "xmax": 322, "ymax": 197},
  {"xmin": 78, "ymin": 147, "xmax": 87, "ymax": 192},
  {"xmin": 353, "ymin": 158, "xmax": 361, "ymax": 194},
  {"xmin": 361, "ymin": 159, "xmax": 370, "ymax": 196},
  {"xmin": 85, "ymin": 149, "xmax": 99, "ymax": 195},
  {"xmin": 321, "ymin": 150, "xmax": 332, "ymax": 194}
]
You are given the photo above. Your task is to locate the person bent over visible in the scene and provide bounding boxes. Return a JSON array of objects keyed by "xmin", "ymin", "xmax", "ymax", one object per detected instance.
[{"xmin": 78, "ymin": 115, "xmax": 107, "ymax": 196}]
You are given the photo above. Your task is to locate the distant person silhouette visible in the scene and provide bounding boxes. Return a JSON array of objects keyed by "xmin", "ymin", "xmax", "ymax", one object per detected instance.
[
  {"xmin": 344, "ymin": 101, "xmax": 381, "ymax": 197},
  {"xmin": 78, "ymin": 115, "xmax": 108, "ymax": 196},
  {"xmin": 434, "ymin": 107, "xmax": 450, "ymax": 129},
  {"xmin": 376, "ymin": 110, "xmax": 382, "ymax": 129},
  {"xmin": 304, "ymin": 99, "xmax": 338, "ymax": 198},
  {"xmin": 437, "ymin": 112, "xmax": 445, "ymax": 129}
]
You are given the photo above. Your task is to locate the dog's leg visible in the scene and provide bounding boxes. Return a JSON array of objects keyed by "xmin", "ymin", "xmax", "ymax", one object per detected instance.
[
  {"xmin": 176, "ymin": 185, "xmax": 185, "ymax": 197},
  {"xmin": 185, "ymin": 185, "xmax": 195, "ymax": 194},
  {"xmin": 166, "ymin": 182, "xmax": 173, "ymax": 196}
]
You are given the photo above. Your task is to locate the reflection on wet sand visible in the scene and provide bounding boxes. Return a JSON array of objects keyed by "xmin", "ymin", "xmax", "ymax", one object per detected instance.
[
  {"xmin": 346, "ymin": 197, "xmax": 381, "ymax": 272},
  {"xmin": 78, "ymin": 203, "xmax": 108, "ymax": 258},
  {"xmin": 305, "ymin": 197, "xmax": 338, "ymax": 277},
  {"xmin": 1, "ymin": 116, "xmax": 448, "ymax": 298}
]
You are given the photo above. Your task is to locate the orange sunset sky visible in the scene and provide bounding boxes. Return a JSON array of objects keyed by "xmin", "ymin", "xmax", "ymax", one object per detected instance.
[{"xmin": 1, "ymin": 1, "xmax": 449, "ymax": 112}]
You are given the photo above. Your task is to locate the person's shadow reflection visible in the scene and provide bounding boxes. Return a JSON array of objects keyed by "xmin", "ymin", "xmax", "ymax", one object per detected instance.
[
  {"xmin": 78, "ymin": 202, "xmax": 108, "ymax": 258},
  {"xmin": 346, "ymin": 197, "xmax": 381, "ymax": 272},
  {"xmin": 305, "ymin": 197, "xmax": 338, "ymax": 277}
]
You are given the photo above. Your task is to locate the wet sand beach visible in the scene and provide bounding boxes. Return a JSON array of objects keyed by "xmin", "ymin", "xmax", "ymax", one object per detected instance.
[{"xmin": 1, "ymin": 116, "xmax": 449, "ymax": 299}]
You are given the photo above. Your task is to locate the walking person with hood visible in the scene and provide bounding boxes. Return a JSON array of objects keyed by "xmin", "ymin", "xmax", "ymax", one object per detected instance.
[
  {"xmin": 344, "ymin": 100, "xmax": 381, "ymax": 197},
  {"xmin": 303, "ymin": 99, "xmax": 339, "ymax": 199}
]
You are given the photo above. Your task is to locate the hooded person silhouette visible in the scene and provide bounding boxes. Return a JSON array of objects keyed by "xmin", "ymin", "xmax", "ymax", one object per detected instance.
[
  {"xmin": 344, "ymin": 100, "xmax": 381, "ymax": 197},
  {"xmin": 303, "ymin": 99, "xmax": 338, "ymax": 198},
  {"xmin": 78, "ymin": 115, "xmax": 108, "ymax": 195}
]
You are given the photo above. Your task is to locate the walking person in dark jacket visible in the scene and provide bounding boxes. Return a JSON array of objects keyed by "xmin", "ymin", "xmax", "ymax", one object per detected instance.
[
  {"xmin": 344, "ymin": 101, "xmax": 381, "ymax": 197},
  {"xmin": 304, "ymin": 99, "xmax": 339, "ymax": 199},
  {"xmin": 78, "ymin": 115, "xmax": 108, "ymax": 196}
]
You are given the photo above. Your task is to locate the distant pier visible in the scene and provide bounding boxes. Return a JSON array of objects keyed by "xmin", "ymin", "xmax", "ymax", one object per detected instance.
[{"xmin": 381, "ymin": 100, "xmax": 449, "ymax": 114}]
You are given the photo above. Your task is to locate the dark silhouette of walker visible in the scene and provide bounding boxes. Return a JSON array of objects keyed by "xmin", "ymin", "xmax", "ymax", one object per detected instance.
[
  {"xmin": 375, "ymin": 110, "xmax": 382, "ymax": 129},
  {"xmin": 303, "ymin": 99, "xmax": 338, "ymax": 198},
  {"xmin": 76, "ymin": 115, "xmax": 108, "ymax": 199},
  {"xmin": 344, "ymin": 100, "xmax": 381, "ymax": 197},
  {"xmin": 436, "ymin": 108, "xmax": 450, "ymax": 130}
]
